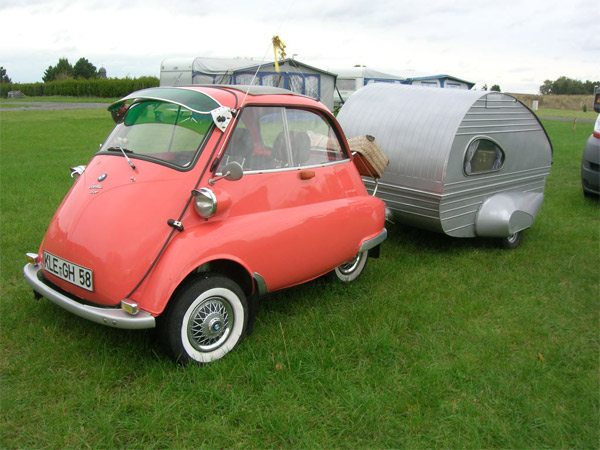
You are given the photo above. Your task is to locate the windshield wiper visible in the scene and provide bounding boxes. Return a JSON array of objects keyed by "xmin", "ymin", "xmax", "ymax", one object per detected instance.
[{"xmin": 107, "ymin": 146, "xmax": 136, "ymax": 171}]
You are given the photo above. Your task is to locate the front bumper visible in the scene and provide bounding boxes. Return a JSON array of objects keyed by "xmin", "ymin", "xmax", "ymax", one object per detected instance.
[
  {"xmin": 581, "ymin": 135, "xmax": 600, "ymax": 194},
  {"xmin": 23, "ymin": 263, "xmax": 155, "ymax": 330},
  {"xmin": 581, "ymin": 164, "xmax": 600, "ymax": 194}
]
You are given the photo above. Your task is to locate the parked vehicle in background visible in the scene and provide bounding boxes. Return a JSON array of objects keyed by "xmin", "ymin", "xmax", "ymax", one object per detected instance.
[
  {"xmin": 23, "ymin": 85, "xmax": 387, "ymax": 364},
  {"xmin": 581, "ymin": 113, "xmax": 600, "ymax": 198}
]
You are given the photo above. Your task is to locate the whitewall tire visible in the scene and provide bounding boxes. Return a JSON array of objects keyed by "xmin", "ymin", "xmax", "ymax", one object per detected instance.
[
  {"xmin": 159, "ymin": 275, "xmax": 248, "ymax": 364},
  {"xmin": 333, "ymin": 250, "xmax": 369, "ymax": 282}
]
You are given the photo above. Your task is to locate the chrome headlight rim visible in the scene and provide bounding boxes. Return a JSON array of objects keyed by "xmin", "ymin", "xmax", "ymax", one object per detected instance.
[{"xmin": 192, "ymin": 187, "xmax": 217, "ymax": 218}]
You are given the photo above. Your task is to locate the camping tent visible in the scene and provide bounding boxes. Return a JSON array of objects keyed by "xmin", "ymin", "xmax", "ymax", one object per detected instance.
[{"xmin": 160, "ymin": 57, "xmax": 337, "ymax": 110}]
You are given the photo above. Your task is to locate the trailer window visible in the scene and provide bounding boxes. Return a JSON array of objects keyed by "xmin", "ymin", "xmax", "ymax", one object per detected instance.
[{"xmin": 464, "ymin": 138, "xmax": 505, "ymax": 175}]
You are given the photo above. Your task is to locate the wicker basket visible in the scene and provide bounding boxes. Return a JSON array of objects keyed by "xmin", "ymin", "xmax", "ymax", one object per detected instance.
[{"xmin": 347, "ymin": 135, "xmax": 389, "ymax": 179}]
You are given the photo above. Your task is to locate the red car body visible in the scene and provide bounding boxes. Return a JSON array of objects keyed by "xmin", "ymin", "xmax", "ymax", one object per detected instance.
[{"xmin": 24, "ymin": 85, "xmax": 386, "ymax": 363}]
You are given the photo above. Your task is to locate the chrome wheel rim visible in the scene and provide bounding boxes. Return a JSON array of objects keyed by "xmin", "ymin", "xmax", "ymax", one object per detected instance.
[
  {"xmin": 187, "ymin": 296, "xmax": 233, "ymax": 352},
  {"xmin": 338, "ymin": 253, "xmax": 362, "ymax": 275},
  {"xmin": 506, "ymin": 233, "xmax": 519, "ymax": 244}
]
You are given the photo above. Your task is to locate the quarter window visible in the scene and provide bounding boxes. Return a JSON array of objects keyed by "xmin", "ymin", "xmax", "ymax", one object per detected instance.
[
  {"xmin": 464, "ymin": 138, "xmax": 505, "ymax": 175},
  {"xmin": 286, "ymin": 109, "xmax": 346, "ymax": 166}
]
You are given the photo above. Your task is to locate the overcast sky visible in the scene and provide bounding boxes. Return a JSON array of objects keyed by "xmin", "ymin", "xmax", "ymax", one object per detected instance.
[{"xmin": 2, "ymin": 0, "xmax": 598, "ymax": 94}]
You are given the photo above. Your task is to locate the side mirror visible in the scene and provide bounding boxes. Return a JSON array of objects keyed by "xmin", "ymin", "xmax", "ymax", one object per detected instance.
[{"xmin": 209, "ymin": 161, "xmax": 243, "ymax": 185}]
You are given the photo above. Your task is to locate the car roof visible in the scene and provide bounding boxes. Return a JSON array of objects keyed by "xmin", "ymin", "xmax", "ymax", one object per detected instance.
[
  {"xmin": 208, "ymin": 84, "xmax": 306, "ymax": 97},
  {"xmin": 109, "ymin": 85, "xmax": 319, "ymax": 114}
]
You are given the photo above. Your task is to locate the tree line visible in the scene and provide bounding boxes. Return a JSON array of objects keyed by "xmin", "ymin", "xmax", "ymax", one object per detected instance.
[
  {"xmin": 1, "ymin": 58, "xmax": 105, "ymax": 84},
  {"xmin": 42, "ymin": 57, "xmax": 100, "ymax": 82},
  {"xmin": 539, "ymin": 76, "xmax": 599, "ymax": 95},
  {"xmin": 0, "ymin": 76, "xmax": 159, "ymax": 99},
  {"xmin": 1, "ymin": 58, "xmax": 159, "ymax": 98},
  {"xmin": 480, "ymin": 84, "xmax": 501, "ymax": 92}
]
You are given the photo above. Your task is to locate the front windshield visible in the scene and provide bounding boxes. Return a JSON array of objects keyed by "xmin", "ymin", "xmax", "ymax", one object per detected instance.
[{"xmin": 100, "ymin": 100, "xmax": 213, "ymax": 168}]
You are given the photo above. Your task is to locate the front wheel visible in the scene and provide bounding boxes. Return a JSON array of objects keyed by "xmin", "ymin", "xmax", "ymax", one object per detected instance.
[
  {"xmin": 501, "ymin": 231, "xmax": 523, "ymax": 250},
  {"xmin": 158, "ymin": 275, "xmax": 248, "ymax": 364},
  {"xmin": 333, "ymin": 250, "xmax": 369, "ymax": 282}
]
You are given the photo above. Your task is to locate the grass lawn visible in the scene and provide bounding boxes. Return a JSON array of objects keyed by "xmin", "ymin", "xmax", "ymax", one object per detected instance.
[
  {"xmin": 0, "ymin": 103, "xmax": 39, "ymax": 109},
  {"xmin": 0, "ymin": 108, "xmax": 598, "ymax": 448},
  {"xmin": 0, "ymin": 96, "xmax": 117, "ymax": 104},
  {"xmin": 536, "ymin": 108, "xmax": 598, "ymax": 121}
]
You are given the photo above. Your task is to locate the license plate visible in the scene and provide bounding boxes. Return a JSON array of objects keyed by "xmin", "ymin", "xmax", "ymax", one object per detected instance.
[{"xmin": 43, "ymin": 251, "xmax": 94, "ymax": 292}]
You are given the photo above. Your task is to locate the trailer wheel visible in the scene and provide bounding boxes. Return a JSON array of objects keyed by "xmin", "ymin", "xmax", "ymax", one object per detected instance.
[
  {"xmin": 501, "ymin": 231, "xmax": 522, "ymax": 250},
  {"xmin": 158, "ymin": 275, "xmax": 248, "ymax": 364},
  {"xmin": 333, "ymin": 250, "xmax": 368, "ymax": 282}
]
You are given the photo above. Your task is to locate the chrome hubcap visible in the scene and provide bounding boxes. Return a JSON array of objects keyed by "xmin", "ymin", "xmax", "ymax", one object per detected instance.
[
  {"xmin": 187, "ymin": 297, "xmax": 233, "ymax": 352},
  {"xmin": 338, "ymin": 253, "xmax": 362, "ymax": 275}
]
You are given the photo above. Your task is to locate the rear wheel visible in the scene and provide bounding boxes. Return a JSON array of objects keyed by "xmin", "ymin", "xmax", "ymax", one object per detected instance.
[
  {"xmin": 333, "ymin": 250, "xmax": 369, "ymax": 282},
  {"xmin": 501, "ymin": 231, "xmax": 523, "ymax": 250},
  {"xmin": 158, "ymin": 275, "xmax": 248, "ymax": 364}
]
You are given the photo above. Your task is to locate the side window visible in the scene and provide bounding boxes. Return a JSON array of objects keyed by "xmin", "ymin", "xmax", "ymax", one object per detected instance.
[
  {"xmin": 218, "ymin": 106, "xmax": 289, "ymax": 173},
  {"xmin": 219, "ymin": 122, "xmax": 253, "ymax": 169},
  {"xmin": 257, "ymin": 107, "xmax": 288, "ymax": 169},
  {"xmin": 464, "ymin": 138, "xmax": 505, "ymax": 175},
  {"xmin": 217, "ymin": 106, "xmax": 347, "ymax": 173},
  {"xmin": 285, "ymin": 109, "xmax": 347, "ymax": 167}
]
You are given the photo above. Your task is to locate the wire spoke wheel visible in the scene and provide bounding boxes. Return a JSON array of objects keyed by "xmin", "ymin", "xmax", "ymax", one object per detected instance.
[
  {"xmin": 187, "ymin": 296, "xmax": 233, "ymax": 352},
  {"xmin": 333, "ymin": 250, "xmax": 368, "ymax": 282}
]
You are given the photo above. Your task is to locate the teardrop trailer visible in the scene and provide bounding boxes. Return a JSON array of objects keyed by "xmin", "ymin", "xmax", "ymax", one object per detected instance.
[
  {"xmin": 337, "ymin": 83, "xmax": 553, "ymax": 248},
  {"xmin": 23, "ymin": 85, "xmax": 387, "ymax": 363}
]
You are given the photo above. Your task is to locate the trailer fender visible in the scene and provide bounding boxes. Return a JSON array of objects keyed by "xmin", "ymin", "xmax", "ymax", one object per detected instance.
[{"xmin": 475, "ymin": 191, "xmax": 544, "ymax": 238}]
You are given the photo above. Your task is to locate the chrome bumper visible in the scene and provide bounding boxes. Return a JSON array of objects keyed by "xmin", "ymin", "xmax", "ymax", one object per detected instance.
[
  {"xmin": 359, "ymin": 228, "xmax": 388, "ymax": 252},
  {"xmin": 23, "ymin": 263, "xmax": 155, "ymax": 330}
]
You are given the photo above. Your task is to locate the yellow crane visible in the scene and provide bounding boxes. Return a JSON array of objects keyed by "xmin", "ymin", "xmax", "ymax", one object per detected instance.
[{"xmin": 272, "ymin": 35, "xmax": 286, "ymax": 73}]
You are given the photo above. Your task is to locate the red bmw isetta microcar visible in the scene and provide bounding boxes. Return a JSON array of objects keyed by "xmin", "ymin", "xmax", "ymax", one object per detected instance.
[{"xmin": 24, "ymin": 85, "xmax": 386, "ymax": 363}]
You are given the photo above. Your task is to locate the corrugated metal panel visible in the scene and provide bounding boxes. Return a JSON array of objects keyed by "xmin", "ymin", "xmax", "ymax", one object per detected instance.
[
  {"xmin": 439, "ymin": 167, "xmax": 549, "ymax": 237},
  {"xmin": 457, "ymin": 94, "xmax": 543, "ymax": 136},
  {"xmin": 337, "ymin": 83, "xmax": 487, "ymax": 190},
  {"xmin": 362, "ymin": 178, "xmax": 443, "ymax": 233},
  {"xmin": 338, "ymin": 84, "xmax": 552, "ymax": 238}
]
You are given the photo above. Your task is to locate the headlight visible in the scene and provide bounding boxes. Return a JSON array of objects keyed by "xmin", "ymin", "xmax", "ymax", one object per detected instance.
[{"xmin": 192, "ymin": 188, "xmax": 217, "ymax": 218}]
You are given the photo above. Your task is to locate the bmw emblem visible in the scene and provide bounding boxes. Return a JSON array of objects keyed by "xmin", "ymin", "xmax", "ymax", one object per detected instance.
[{"xmin": 98, "ymin": 173, "xmax": 107, "ymax": 182}]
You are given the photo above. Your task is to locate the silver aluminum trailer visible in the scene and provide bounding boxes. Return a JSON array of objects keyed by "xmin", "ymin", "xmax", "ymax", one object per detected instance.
[{"xmin": 337, "ymin": 83, "xmax": 553, "ymax": 248}]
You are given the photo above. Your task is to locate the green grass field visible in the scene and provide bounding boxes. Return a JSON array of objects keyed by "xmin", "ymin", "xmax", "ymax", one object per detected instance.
[
  {"xmin": 536, "ymin": 108, "xmax": 598, "ymax": 120},
  {"xmin": 1, "ymin": 107, "xmax": 598, "ymax": 448},
  {"xmin": 0, "ymin": 96, "xmax": 117, "ymax": 104}
]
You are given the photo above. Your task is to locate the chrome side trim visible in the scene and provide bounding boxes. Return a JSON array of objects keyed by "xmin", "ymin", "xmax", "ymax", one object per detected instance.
[
  {"xmin": 359, "ymin": 228, "xmax": 388, "ymax": 252},
  {"xmin": 23, "ymin": 263, "xmax": 155, "ymax": 330},
  {"xmin": 233, "ymin": 158, "xmax": 350, "ymax": 176}
]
